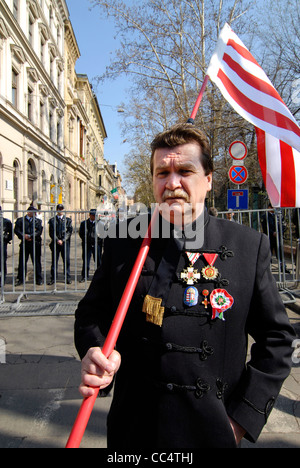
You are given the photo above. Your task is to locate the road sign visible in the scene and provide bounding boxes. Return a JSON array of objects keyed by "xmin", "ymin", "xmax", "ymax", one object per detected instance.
[
  {"xmin": 227, "ymin": 189, "xmax": 248, "ymax": 210},
  {"xmin": 228, "ymin": 165, "xmax": 248, "ymax": 184},
  {"xmin": 229, "ymin": 141, "xmax": 247, "ymax": 160}
]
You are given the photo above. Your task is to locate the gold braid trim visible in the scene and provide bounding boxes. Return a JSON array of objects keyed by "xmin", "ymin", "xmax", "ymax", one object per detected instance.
[{"xmin": 142, "ymin": 295, "xmax": 165, "ymax": 327}]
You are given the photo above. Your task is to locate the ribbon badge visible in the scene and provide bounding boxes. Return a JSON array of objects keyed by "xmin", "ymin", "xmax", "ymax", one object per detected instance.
[
  {"xmin": 210, "ymin": 289, "xmax": 234, "ymax": 320},
  {"xmin": 201, "ymin": 253, "xmax": 219, "ymax": 280},
  {"xmin": 181, "ymin": 252, "xmax": 201, "ymax": 285}
]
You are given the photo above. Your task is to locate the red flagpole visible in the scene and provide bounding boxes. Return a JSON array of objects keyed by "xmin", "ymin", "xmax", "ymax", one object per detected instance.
[
  {"xmin": 188, "ymin": 75, "xmax": 209, "ymax": 122},
  {"xmin": 65, "ymin": 207, "xmax": 158, "ymax": 448},
  {"xmin": 65, "ymin": 77, "xmax": 210, "ymax": 448}
]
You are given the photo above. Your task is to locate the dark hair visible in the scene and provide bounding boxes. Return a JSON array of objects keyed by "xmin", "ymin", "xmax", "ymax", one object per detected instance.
[{"xmin": 150, "ymin": 123, "xmax": 213, "ymax": 175}]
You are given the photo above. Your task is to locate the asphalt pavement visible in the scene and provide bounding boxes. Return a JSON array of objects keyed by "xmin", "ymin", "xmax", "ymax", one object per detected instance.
[{"xmin": 0, "ymin": 298, "xmax": 299, "ymax": 449}]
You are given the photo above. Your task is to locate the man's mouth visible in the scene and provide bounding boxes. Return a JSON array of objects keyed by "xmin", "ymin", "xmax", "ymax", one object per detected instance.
[{"xmin": 162, "ymin": 190, "xmax": 189, "ymax": 203}]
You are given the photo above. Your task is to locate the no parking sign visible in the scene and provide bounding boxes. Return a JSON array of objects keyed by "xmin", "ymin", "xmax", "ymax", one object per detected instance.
[{"xmin": 228, "ymin": 165, "xmax": 248, "ymax": 184}]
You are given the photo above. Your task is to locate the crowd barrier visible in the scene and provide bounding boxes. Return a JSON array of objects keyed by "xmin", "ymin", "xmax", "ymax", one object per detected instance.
[{"xmin": 0, "ymin": 207, "xmax": 299, "ymax": 306}]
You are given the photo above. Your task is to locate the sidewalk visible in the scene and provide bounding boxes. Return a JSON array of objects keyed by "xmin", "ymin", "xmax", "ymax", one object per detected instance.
[{"xmin": 0, "ymin": 306, "xmax": 299, "ymax": 448}]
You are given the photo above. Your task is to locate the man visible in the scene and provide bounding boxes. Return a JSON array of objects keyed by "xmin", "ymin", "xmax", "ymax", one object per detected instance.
[
  {"xmin": 226, "ymin": 209, "xmax": 235, "ymax": 221},
  {"xmin": 14, "ymin": 205, "xmax": 43, "ymax": 285},
  {"xmin": 79, "ymin": 209, "xmax": 102, "ymax": 282},
  {"xmin": 0, "ymin": 207, "xmax": 12, "ymax": 285},
  {"xmin": 74, "ymin": 123, "xmax": 295, "ymax": 448},
  {"xmin": 48, "ymin": 204, "xmax": 73, "ymax": 285}
]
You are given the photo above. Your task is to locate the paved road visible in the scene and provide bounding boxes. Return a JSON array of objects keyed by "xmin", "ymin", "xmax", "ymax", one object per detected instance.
[{"xmin": 0, "ymin": 306, "xmax": 299, "ymax": 449}]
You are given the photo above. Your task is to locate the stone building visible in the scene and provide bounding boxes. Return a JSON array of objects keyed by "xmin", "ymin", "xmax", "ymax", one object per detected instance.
[{"xmin": 0, "ymin": 0, "xmax": 119, "ymax": 216}]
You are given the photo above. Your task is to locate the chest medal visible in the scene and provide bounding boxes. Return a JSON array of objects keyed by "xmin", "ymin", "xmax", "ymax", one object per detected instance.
[
  {"xmin": 201, "ymin": 253, "xmax": 219, "ymax": 280},
  {"xmin": 180, "ymin": 252, "xmax": 201, "ymax": 285},
  {"xmin": 183, "ymin": 286, "xmax": 199, "ymax": 306},
  {"xmin": 210, "ymin": 289, "xmax": 234, "ymax": 320}
]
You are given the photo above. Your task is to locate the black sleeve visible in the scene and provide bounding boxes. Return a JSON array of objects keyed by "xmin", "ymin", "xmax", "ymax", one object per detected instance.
[
  {"xmin": 226, "ymin": 233, "xmax": 296, "ymax": 442},
  {"xmin": 74, "ymin": 237, "xmax": 114, "ymax": 360}
]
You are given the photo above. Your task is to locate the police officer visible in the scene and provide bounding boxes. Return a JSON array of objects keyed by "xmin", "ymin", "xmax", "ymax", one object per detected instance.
[
  {"xmin": 79, "ymin": 209, "xmax": 102, "ymax": 282},
  {"xmin": 15, "ymin": 205, "xmax": 43, "ymax": 285},
  {"xmin": 0, "ymin": 207, "xmax": 12, "ymax": 285},
  {"xmin": 48, "ymin": 204, "xmax": 73, "ymax": 285}
]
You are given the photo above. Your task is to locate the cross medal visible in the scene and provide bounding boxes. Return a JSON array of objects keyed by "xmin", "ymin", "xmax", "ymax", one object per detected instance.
[{"xmin": 181, "ymin": 252, "xmax": 201, "ymax": 285}]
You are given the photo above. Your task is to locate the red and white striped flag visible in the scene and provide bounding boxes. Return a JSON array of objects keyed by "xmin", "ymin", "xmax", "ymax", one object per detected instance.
[
  {"xmin": 206, "ymin": 23, "xmax": 300, "ymax": 207},
  {"xmin": 256, "ymin": 128, "xmax": 300, "ymax": 207}
]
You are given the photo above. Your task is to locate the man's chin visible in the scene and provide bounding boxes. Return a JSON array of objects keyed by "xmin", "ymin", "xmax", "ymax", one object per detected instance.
[
  {"xmin": 158, "ymin": 201, "xmax": 204, "ymax": 226},
  {"xmin": 159, "ymin": 202, "xmax": 192, "ymax": 226}
]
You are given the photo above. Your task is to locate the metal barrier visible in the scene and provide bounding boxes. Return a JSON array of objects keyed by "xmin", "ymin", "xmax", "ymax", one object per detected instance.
[
  {"xmin": 0, "ymin": 207, "xmax": 299, "ymax": 306},
  {"xmin": 0, "ymin": 209, "xmax": 107, "ymax": 305},
  {"xmin": 218, "ymin": 207, "xmax": 300, "ymax": 304}
]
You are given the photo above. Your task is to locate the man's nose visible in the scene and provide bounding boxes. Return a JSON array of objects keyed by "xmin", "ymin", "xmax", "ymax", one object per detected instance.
[{"xmin": 165, "ymin": 172, "xmax": 182, "ymax": 190}]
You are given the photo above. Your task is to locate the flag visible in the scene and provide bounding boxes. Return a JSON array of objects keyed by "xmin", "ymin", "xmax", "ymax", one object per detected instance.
[
  {"xmin": 256, "ymin": 128, "xmax": 300, "ymax": 207},
  {"xmin": 206, "ymin": 23, "xmax": 300, "ymax": 207}
]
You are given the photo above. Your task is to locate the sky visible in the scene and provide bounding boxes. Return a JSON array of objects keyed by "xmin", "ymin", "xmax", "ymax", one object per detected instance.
[{"xmin": 66, "ymin": 0, "xmax": 131, "ymax": 180}]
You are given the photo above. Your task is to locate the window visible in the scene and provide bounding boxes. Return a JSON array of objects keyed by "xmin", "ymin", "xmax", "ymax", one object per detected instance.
[
  {"xmin": 28, "ymin": 15, "xmax": 34, "ymax": 47},
  {"xmin": 56, "ymin": 116, "xmax": 61, "ymax": 147},
  {"xmin": 12, "ymin": 68, "xmax": 18, "ymax": 107},
  {"xmin": 40, "ymin": 36, "xmax": 45, "ymax": 65},
  {"xmin": 49, "ymin": 108, "xmax": 54, "ymax": 141},
  {"xmin": 80, "ymin": 121, "xmax": 84, "ymax": 158},
  {"xmin": 13, "ymin": 0, "xmax": 19, "ymax": 21},
  {"xmin": 27, "ymin": 87, "xmax": 33, "ymax": 121},
  {"xmin": 40, "ymin": 100, "xmax": 44, "ymax": 133}
]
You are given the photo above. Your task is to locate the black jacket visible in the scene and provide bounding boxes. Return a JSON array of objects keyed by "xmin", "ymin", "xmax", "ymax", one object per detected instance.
[
  {"xmin": 0, "ymin": 217, "xmax": 12, "ymax": 244},
  {"xmin": 74, "ymin": 212, "xmax": 295, "ymax": 448},
  {"xmin": 15, "ymin": 216, "xmax": 43, "ymax": 243},
  {"xmin": 48, "ymin": 216, "xmax": 73, "ymax": 244},
  {"xmin": 79, "ymin": 219, "xmax": 98, "ymax": 246}
]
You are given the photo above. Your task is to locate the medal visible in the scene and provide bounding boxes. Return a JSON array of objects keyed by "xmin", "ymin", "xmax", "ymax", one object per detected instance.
[
  {"xmin": 201, "ymin": 253, "xmax": 219, "ymax": 280},
  {"xmin": 201, "ymin": 289, "xmax": 210, "ymax": 308},
  {"xmin": 210, "ymin": 289, "xmax": 234, "ymax": 320},
  {"xmin": 184, "ymin": 286, "xmax": 199, "ymax": 307},
  {"xmin": 181, "ymin": 252, "xmax": 201, "ymax": 285}
]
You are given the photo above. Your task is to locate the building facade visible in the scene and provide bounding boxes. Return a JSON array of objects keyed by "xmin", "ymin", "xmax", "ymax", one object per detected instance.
[{"xmin": 0, "ymin": 0, "xmax": 120, "ymax": 216}]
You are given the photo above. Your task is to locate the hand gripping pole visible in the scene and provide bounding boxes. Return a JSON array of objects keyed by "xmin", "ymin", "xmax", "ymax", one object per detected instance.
[{"xmin": 65, "ymin": 207, "xmax": 158, "ymax": 448}]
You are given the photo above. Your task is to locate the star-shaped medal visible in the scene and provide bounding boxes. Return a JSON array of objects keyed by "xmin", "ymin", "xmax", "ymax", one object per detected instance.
[{"xmin": 180, "ymin": 266, "xmax": 201, "ymax": 285}]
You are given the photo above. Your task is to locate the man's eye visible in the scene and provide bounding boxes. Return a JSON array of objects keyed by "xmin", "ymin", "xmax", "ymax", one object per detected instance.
[{"xmin": 180, "ymin": 169, "xmax": 192, "ymax": 175}]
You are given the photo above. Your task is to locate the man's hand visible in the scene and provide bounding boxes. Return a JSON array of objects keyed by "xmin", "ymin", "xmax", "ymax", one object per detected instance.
[{"xmin": 79, "ymin": 347, "xmax": 121, "ymax": 398}]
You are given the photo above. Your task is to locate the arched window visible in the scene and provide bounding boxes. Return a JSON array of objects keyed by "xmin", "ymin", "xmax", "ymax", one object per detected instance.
[
  {"xmin": 13, "ymin": 159, "xmax": 20, "ymax": 217},
  {"xmin": 27, "ymin": 158, "xmax": 37, "ymax": 203}
]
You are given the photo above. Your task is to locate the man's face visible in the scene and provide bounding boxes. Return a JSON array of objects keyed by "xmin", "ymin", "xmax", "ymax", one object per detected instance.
[{"xmin": 152, "ymin": 142, "xmax": 212, "ymax": 225}]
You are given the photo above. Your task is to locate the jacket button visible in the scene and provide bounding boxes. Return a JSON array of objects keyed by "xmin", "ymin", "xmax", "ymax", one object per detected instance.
[
  {"xmin": 167, "ymin": 383, "xmax": 173, "ymax": 392},
  {"xmin": 170, "ymin": 306, "xmax": 176, "ymax": 313},
  {"xmin": 166, "ymin": 343, "xmax": 173, "ymax": 350}
]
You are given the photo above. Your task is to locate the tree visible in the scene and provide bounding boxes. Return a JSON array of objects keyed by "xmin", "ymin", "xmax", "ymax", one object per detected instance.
[{"xmin": 90, "ymin": 0, "xmax": 296, "ymax": 208}]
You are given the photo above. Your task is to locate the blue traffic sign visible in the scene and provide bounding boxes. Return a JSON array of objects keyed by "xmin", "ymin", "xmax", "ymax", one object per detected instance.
[
  {"xmin": 227, "ymin": 189, "xmax": 248, "ymax": 210},
  {"xmin": 228, "ymin": 165, "xmax": 248, "ymax": 184}
]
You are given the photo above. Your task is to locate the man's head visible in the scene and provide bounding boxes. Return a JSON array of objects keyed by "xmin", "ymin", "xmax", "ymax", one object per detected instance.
[
  {"xmin": 151, "ymin": 123, "xmax": 213, "ymax": 225},
  {"xmin": 56, "ymin": 204, "xmax": 64, "ymax": 215},
  {"xmin": 27, "ymin": 205, "xmax": 37, "ymax": 218},
  {"xmin": 89, "ymin": 209, "xmax": 96, "ymax": 220}
]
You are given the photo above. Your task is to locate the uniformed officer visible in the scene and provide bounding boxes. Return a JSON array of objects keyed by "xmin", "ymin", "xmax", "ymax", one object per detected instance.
[
  {"xmin": 48, "ymin": 204, "xmax": 73, "ymax": 285},
  {"xmin": 79, "ymin": 209, "xmax": 102, "ymax": 282},
  {"xmin": 0, "ymin": 207, "xmax": 12, "ymax": 285},
  {"xmin": 15, "ymin": 205, "xmax": 43, "ymax": 285},
  {"xmin": 74, "ymin": 123, "xmax": 295, "ymax": 448}
]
